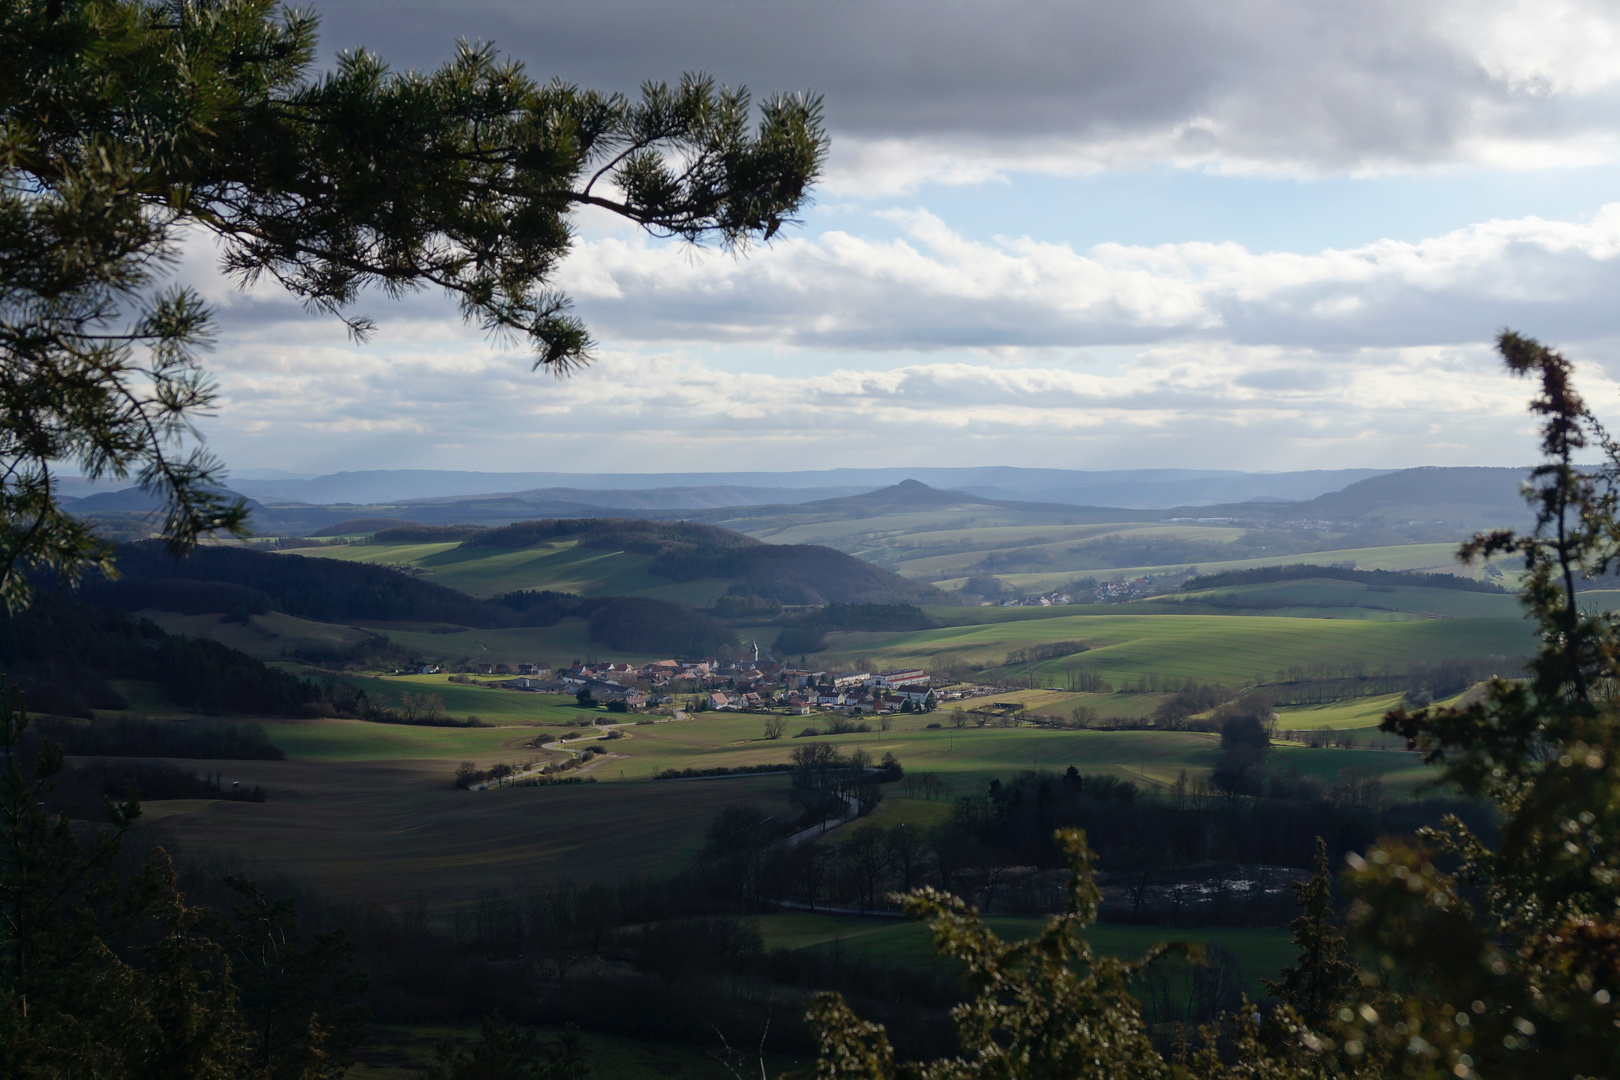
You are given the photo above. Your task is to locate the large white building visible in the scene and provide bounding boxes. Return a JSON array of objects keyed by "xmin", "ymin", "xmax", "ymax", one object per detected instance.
[{"xmin": 866, "ymin": 669, "xmax": 929, "ymax": 689}]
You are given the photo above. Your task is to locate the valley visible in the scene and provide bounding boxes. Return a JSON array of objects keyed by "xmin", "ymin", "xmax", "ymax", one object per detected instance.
[{"xmin": 28, "ymin": 464, "xmax": 1556, "ymax": 1075}]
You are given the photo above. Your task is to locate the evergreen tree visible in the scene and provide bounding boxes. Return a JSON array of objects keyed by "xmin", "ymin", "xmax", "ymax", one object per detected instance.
[
  {"xmin": 211, "ymin": 877, "xmax": 369, "ymax": 1080},
  {"xmin": 0, "ymin": 680, "xmax": 250, "ymax": 1078},
  {"xmin": 1264, "ymin": 837, "xmax": 1355, "ymax": 1026},
  {"xmin": 423, "ymin": 1017, "xmax": 589, "ymax": 1080},
  {"xmin": 0, "ymin": 0, "xmax": 827, "ymax": 609},
  {"xmin": 1335, "ymin": 332, "xmax": 1620, "ymax": 1078},
  {"xmin": 809, "ymin": 829, "xmax": 1176, "ymax": 1080}
]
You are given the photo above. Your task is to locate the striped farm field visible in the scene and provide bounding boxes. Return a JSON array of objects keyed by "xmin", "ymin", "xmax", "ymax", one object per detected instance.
[
  {"xmin": 573, "ymin": 713, "xmax": 1436, "ymax": 795},
  {"xmin": 811, "ymin": 612, "xmax": 1532, "ymax": 687},
  {"xmin": 933, "ymin": 542, "xmax": 1486, "ymax": 594},
  {"xmin": 754, "ymin": 912, "xmax": 1294, "ymax": 998}
]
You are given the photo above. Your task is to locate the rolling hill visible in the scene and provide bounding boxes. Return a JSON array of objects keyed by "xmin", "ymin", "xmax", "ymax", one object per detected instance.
[{"xmin": 300, "ymin": 518, "xmax": 947, "ymax": 605}]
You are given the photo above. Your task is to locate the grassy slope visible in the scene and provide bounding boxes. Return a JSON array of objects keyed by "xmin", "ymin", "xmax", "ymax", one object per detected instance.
[
  {"xmin": 348, "ymin": 1024, "xmax": 795, "ymax": 1080},
  {"xmin": 141, "ymin": 610, "xmax": 380, "ymax": 663},
  {"xmin": 811, "ymin": 612, "xmax": 1531, "ymax": 685},
  {"xmin": 284, "ymin": 540, "xmax": 751, "ymax": 607},
  {"xmin": 289, "ymin": 540, "xmax": 677, "ymax": 598},
  {"xmin": 935, "ymin": 541, "xmax": 1478, "ymax": 594},
  {"xmin": 754, "ymin": 912, "xmax": 1293, "ymax": 999},
  {"xmin": 891, "ymin": 523, "xmax": 1253, "ymax": 579},
  {"xmin": 1275, "ymin": 693, "xmax": 1413, "ymax": 732},
  {"xmin": 1172, "ymin": 579, "xmax": 1521, "ymax": 619},
  {"xmin": 590, "ymin": 713, "xmax": 1433, "ymax": 795},
  {"xmin": 340, "ymin": 675, "xmax": 612, "ymax": 724},
  {"xmin": 150, "ymin": 759, "xmax": 798, "ymax": 905}
]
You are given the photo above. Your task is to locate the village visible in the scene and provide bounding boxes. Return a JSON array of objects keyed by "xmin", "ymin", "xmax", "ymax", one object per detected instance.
[{"xmin": 414, "ymin": 653, "xmax": 960, "ymax": 717}]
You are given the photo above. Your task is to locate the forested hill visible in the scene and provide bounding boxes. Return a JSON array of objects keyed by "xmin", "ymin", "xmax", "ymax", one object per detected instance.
[
  {"xmin": 464, "ymin": 518, "xmax": 760, "ymax": 553},
  {"xmin": 86, "ymin": 542, "xmax": 507, "ymax": 626},
  {"xmin": 0, "ymin": 593, "xmax": 322, "ymax": 719},
  {"xmin": 682, "ymin": 479, "xmax": 1148, "ymax": 526},
  {"xmin": 81, "ymin": 518, "xmax": 943, "ymax": 624},
  {"xmin": 457, "ymin": 518, "xmax": 946, "ymax": 604}
]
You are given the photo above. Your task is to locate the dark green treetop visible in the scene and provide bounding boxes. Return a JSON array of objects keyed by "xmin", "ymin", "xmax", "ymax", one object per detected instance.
[
  {"xmin": 1342, "ymin": 332, "xmax": 1620, "ymax": 1078},
  {"xmin": 1, "ymin": 0, "xmax": 827, "ymax": 609},
  {"xmin": 1263, "ymin": 836, "xmax": 1355, "ymax": 1027}
]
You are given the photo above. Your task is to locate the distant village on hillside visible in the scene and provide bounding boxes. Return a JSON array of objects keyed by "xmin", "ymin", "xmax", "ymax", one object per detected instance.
[{"xmin": 418, "ymin": 655, "xmax": 961, "ymax": 717}]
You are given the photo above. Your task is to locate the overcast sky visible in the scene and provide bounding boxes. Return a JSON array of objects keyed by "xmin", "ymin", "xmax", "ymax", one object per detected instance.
[{"xmin": 189, "ymin": 0, "xmax": 1620, "ymax": 477}]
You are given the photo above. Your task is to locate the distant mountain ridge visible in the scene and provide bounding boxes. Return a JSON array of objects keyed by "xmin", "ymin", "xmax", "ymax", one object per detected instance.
[
  {"xmin": 212, "ymin": 466, "xmax": 1391, "ymax": 508},
  {"xmin": 66, "ymin": 466, "xmax": 1538, "ymax": 540}
]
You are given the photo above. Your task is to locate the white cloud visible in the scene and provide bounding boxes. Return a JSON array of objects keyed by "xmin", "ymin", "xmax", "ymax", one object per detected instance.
[
  {"xmin": 553, "ymin": 204, "xmax": 1620, "ymax": 350},
  {"xmin": 184, "ymin": 197, "xmax": 1620, "ymax": 474},
  {"xmin": 198, "ymin": 325, "xmax": 1590, "ymax": 474}
]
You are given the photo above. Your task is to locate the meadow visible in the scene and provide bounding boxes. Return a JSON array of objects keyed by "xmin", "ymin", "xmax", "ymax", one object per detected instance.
[
  {"xmin": 274, "ymin": 517, "xmax": 1517, "ymax": 605},
  {"xmin": 753, "ymin": 912, "xmax": 1294, "ymax": 1000},
  {"xmin": 149, "ymin": 759, "xmax": 798, "ymax": 905},
  {"xmin": 292, "ymin": 539, "xmax": 730, "ymax": 604},
  {"xmin": 932, "ymin": 541, "xmax": 1492, "ymax": 595},
  {"xmin": 130, "ymin": 674, "xmax": 1440, "ymax": 915},
  {"xmin": 811, "ymin": 611, "xmax": 1531, "ymax": 686},
  {"xmin": 347, "ymin": 1023, "xmax": 800, "ymax": 1080}
]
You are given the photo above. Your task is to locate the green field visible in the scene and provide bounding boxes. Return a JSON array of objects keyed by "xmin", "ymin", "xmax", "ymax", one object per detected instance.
[
  {"xmin": 142, "ymin": 609, "xmax": 382, "ymax": 663},
  {"xmin": 348, "ymin": 1023, "xmax": 800, "ymax": 1080},
  {"xmin": 149, "ymin": 762, "xmax": 798, "ymax": 905},
  {"xmin": 934, "ymin": 541, "xmax": 1487, "ymax": 594},
  {"xmin": 434, "ymin": 710, "xmax": 1435, "ymax": 794},
  {"xmin": 754, "ymin": 912, "xmax": 1293, "ymax": 998},
  {"xmin": 811, "ymin": 612, "xmax": 1531, "ymax": 686},
  {"xmin": 284, "ymin": 540, "xmax": 731, "ymax": 603},
  {"xmin": 123, "ymin": 528, "xmax": 1517, "ymax": 921},
  {"xmin": 1275, "ymin": 693, "xmax": 1411, "ymax": 732},
  {"xmin": 341, "ymin": 674, "xmax": 626, "ymax": 725},
  {"xmin": 1173, "ymin": 578, "xmax": 1522, "ymax": 619}
]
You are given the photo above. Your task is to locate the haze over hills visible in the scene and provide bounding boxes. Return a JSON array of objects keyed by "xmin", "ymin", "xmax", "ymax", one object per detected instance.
[
  {"xmin": 63, "ymin": 466, "xmax": 1539, "ymax": 548},
  {"xmin": 178, "ymin": 466, "xmax": 1393, "ymax": 508}
]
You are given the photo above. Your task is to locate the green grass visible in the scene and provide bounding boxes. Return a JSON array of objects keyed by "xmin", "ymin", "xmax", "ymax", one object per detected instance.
[
  {"xmin": 151, "ymin": 766, "xmax": 799, "ymax": 905},
  {"xmin": 258, "ymin": 718, "xmax": 540, "ymax": 762},
  {"xmin": 890, "ymin": 523, "xmax": 1252, "ymax": 579},
  {"xmin": 141, "ymin": 609, "xmax": 380, "ymax": 663},
  {"xmin": 1173, "ymin": 579, "xmax": 1522, "ymax": 619},
  {"xmin": 753, "ymin": 912, "xmax": 1293, "ymax": 998},
  {"xmin": 814, "ymin": 612, "xmax": 1532, "ymax": 687},
  {"xmin": 936, "ymin": 542, "xmax": 1483, "ymax": 595},
  {"xmin": 589, "ymin": 715, "xmax": 1434, "ymax": 794},
  {"xmin": 348, "ymin": 1023, "xmax": 811, "ymax": 1080},
  {"xmin": 340, "ymin": 678, "xmax": 604, "ymax": 726},
  {"xmin": 1269, "ymin": 744, "xmax": 1438, "ymax": 791},
  {"xmin": 359, "ymin": 619, "xmax": 648, "ymax": 666},
  {"xmin": 1275, "ymin": 694, "xmax": 1409, "ymax": 732},
  {"xmin": 286, "ymin": 540, "xmax": 674, "ymax": 598}
]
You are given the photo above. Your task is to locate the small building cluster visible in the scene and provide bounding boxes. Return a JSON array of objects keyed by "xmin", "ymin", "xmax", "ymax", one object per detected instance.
[{"xmin": 479, "ymin": 655, "xmax": 943, "ymax": 717}]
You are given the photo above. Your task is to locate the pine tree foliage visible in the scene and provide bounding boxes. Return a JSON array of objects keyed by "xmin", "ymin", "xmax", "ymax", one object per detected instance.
[
  {"xmin": 807, "ymin": 828, "xmax": 1382, "ymax": 1080},
  {"xmin": 808, "ymin": 828, "xmax": 1181, "ymax": 1080},
  {"xmin": 422, "ymin": 1016, "xmax": 590, "ymax": 1080},
  {"xmin": 1338, "ymin": 331, "xmax": 1620, "ymax": 1078},
  {"xmin": 1264, "ymin": 837, "xmax": 1355, "ymax": 1027},
  {"xmin": 0, "ymin": 679, "xmax": 366, "ymax": 1078},
  {"xmin": 211, "ymin": 877, "xmax": 369, "ymax": 1080},
  {"xmin": 0, "ymin": 680, "xmax": 249, "ymax": 1077},
  {"xmin": 0, "ymin": 0, "xmax": 828, "ymax": 609}
]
